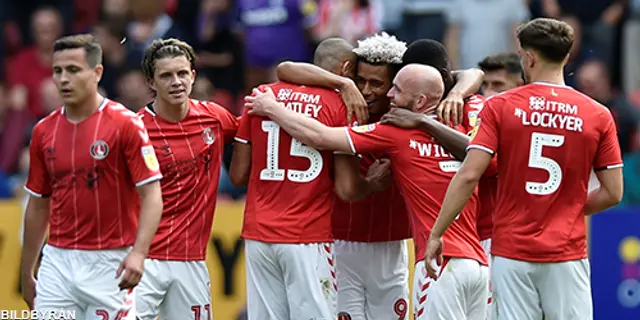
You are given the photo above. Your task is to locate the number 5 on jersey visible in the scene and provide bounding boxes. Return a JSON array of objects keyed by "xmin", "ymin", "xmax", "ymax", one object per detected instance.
[
  {"xmin": 527, "ymin": 132, "xmax": 565, "ymax": 195},
  {"xmin": 260, "ymin": 120, "xmax": 324, "ymax": 183}
]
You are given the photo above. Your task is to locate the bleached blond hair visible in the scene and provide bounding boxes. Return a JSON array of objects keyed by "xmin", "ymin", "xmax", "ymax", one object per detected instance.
[{"xmin": 352, "ymin": 32, "xmax": 406, "ymax": 65}]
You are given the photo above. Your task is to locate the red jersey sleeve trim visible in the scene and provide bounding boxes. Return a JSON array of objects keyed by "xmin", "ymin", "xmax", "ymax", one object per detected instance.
[
  {"xmin": 594, "ymin": 163, "xmax": 624, "ymax": 171},
  {"xmin": 135, "ymin": 173, "xmax": 163, "ymax": 187},
  {"xmin": 343, "ymin": 127, "xmax": 357, "ymax": 154},
  {"xmin": 466, "ymin": 144, "xmax": 495, "ymax": 155},
  {"xmin": 234, "ymin": 137, "xmax": 249, "ymax": 144},
  {"xmin": 24, "ymin": 186, "xmax": 46, "ymax": 198}
]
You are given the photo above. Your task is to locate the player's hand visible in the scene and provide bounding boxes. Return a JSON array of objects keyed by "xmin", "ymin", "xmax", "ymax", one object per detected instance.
[
  {"xmin": 244, "ymin": 87, "xmax": 278, "ymax": 117},
  {"xmin": 424, "ymin": 235, "xmax": 444, "ymax": 280},
  {"xmin": 340, "ymin": 81, "xmax": 368, "ymax": 125},
  {"xmin": 380, "ymin": 108, "xmax": 426, "ymax": 129},
  {"xmin": 365, "ymin": 158, "xmax": 392, "ymax": 191},
  {"xmin": 437, "ymin": 91, "xmax": 464, "ymax": 127},
  {"xmin": 21, "ymin": 274, "xmax": 37, "ymax": 310},
  {"xmin": 116, "ymin": 251, "xmax": 145, "ymax": 290}
]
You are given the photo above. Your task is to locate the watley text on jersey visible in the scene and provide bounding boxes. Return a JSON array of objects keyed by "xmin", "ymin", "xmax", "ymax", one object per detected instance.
[
  {"xmin": 278, "ymin": 89, "xmax": 323, "ymax": 118},
  {"xmin": 518, "ymin": 96, "xmax": 583, "ymax": 132}
]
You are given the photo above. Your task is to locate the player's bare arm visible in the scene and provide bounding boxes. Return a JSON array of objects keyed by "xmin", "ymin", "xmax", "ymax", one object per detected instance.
[
  {"xmin": 245, "ymin": 87, "xmax": 352, "ymax": 153},
  {"xmin": 585, "ymin": 167, "xmax": 623, "ymax": 215},
  {"xmin": 276, "ymin": 61, "xmax": 368, "ymax": 124},
  {"xmin": 20, "ymin": 195, "xmax": 51, "ymax": 309},
  {"xmin": 438, "ymin": 68, "xmax": 484, "ymax": 126},
  {"xmin": 381, "ymin": 108, "xmax": 470, "ymax": 160},
  {"xmin": 117, "ymin": 180, "xmax": 163, "ymax": 289},
  {"xmin": 424, "ymin": 149, "xmax": 492, "ymax": 279},
  {"xmin": 333, "ymin": 155, "xmax": 392, "ymax": 201},
  {"xmin": 230, "ymin": 141, "xmax": 252, "ymax": 187}
]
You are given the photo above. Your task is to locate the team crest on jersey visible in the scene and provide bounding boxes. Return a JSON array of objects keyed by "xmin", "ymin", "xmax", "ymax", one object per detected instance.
[
  {"xmin": 351, "ymin": 123, "xmax": 376, "ymax": 133},
  {"xmin": 89, "ymin": 140, "xmax": 109, "ymax": 160},
  {"xmin": 337, "ymin": 312, "xmax": 352, "ymax": 320},
  {"xmin": 202, "ymin": 127, "xmax": 215, "ymax": 145},
  {"xmin": 141, "ymin": 145, "xmax": 160, "ymax": 172}
]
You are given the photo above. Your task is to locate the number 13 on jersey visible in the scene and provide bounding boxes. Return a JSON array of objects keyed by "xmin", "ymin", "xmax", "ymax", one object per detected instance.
[{"xmin": 260, "ymin": 120, "xmax": 324, "ymax": 183}]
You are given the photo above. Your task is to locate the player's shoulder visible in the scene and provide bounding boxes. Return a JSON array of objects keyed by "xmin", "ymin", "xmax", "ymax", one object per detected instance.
[
  {"xmin": 270, "ymin": 81, "xmax": 341, "ymax": 99},
  {"xmin": 31, "ymin": 107, "xmax": 64, "ymax": 136},
  {"xmin": 103, "ymin": 99, "xmax": 140, "ymax": 121},
  {"xmin": 190, "ymin": 99, "xmax": 230, "ymax": 116}
]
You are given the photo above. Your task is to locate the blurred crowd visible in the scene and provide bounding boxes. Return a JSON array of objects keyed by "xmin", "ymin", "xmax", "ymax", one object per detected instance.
[{"xmin": 0, "ymin": 0, "xmax": 639, "ymax": 207}]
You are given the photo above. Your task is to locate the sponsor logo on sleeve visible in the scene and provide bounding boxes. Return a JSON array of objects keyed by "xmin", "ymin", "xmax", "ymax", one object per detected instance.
[
  {"xmin": 351, "ymin": 123, "xmax": 376, "ymax": 133},
  {"xmin": 141, "ymin": 145, "xmax": 160, "ymax": 172}
]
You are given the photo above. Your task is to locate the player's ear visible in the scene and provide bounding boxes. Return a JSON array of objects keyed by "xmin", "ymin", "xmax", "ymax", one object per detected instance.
[{"xmin": 94, "ymin": 64, "xmax": 104, "ymax": 83}]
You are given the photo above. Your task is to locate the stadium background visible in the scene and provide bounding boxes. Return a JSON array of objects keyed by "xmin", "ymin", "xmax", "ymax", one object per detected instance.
[{"xmin": 0, "ymin": 0, "xmax": 638, "ymax": 319}]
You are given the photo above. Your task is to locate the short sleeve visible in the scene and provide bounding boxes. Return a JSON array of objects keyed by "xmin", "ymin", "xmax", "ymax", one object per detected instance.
[
  {"xmin": 593, "ymin": 111, "xmax": 624, "ymax": 171},
  {"xmin": 211, "ymin": 103, "xmax": 239, "ymax": 143},
  {"xmin": 235, "ymin": 108, "xmax": 251, "ymax": 144},
  {"xmin": 121, "ymin": 115, "xmax": 163, "ymax": 187},
  {"xmin": 462, "ymin": 96, "xmax": 484, "ymax": 134},
  {"xmin": 328, "ymin": 95, "xmax": 349, "ymax": 128},
  {"xmin": 24, "ymin": 125, "xmax": 52, "ymax": 197},
  {"xmin": 467, "ymin": 98, "xmax": 500, "ymax": 155},
  {"xmin": 345, "ymin": 123, "xmax": 398, "ymax": 155}
]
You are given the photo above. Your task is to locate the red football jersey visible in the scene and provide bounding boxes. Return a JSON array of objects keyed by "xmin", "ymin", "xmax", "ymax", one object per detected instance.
[
  {"xmin": 140, "ymin": 100, "xmax": 238, "ymax": 260},
  {"xmin": 345, "ymin": 120, "xmax": 488, "ymax": 265},
  {"xmin": 236, "ymin": 82, "xmax": 348, "ymax": 243},
  {"xmin": 24, "ymin": 99, "xmax": 162, "ymax": 250},
  {"xmin": 331, "ymin": 153, "xmax": 412, "ymax": 242},
  {"xmin": 469, "ymin": 82, "xmax": 624, "ymax": 262}
]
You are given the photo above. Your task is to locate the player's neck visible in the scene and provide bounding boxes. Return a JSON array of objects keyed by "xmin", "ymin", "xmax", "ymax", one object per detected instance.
[
  {"xmin": 64, "ymin": 93, "xmax": 104, "ymax": 124},
  {"xmin": 154, "ymin": 98, "xmax": 189, "ymax": 123},
  {"xmin": 529, "ymin": 66, "xmax": 565, "ymax": 86}
]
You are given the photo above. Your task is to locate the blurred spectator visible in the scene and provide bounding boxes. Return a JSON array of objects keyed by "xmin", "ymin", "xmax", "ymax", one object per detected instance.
[
  {"xmin": 398, "ymin": 0, "xmax": 453, "ymax": 43},
  {"xmin": 39, "ymin": 78, "xmax": 62, "ymax": 114},
  {"xmin": 116, "ymin": 68, "xmax": 152, "ymax": 111},
  {"xmin": 576, "ymin": 59, "xmax": 640, "ymax": 155},
  {"xmin": 0, "ymin": 83, "xmax": 31, "ymax": 175},
  {"xmin": 192, "ymin": 76, "xmax": 216, "ymax": 101},
  {"xmin": 477, "ymin": 52, "xmax": 524, "ymax": 97},
  {"xmin": 622, "ymin": 0, "xmax": 640, "ymax": 94},
  {"xmin": 7, "ymin": 0, "xmax": 73, "ymax": 46},
  {"xmin": 93, "ymin": 18, "xmax": 130, "ymax": 99},
  {"xmin": 193, "ymin": 0, "xmax": 244, "ymax": 97},
  {"xmin": 444, "ymin": 0, "xmax": 529, "ymax": 69},
  {"xmin": 236, "ymin": 0, "xmax": 319, "ymax": 93},
  {"xmin": 561, "ymin": 15, "xmax": 600, "ymax": 88},
  {"xmin": 540, "ymin": 0, "xmax": 625, "ymax": 70},
  {"xmin": 73, "ymin": 0, "xmax": 101, "ymax": 33},
  {"xmin": 6, "ymin": 6, "xmax": 62, "ymax": 118},
  {"xmin": 101, "ymin": 0, "xmax": 129, "ymax": 21},
  {"xmin": 126, "ymin": 0, "xmax": 186, "ymax": 64},
  {"xmin": 315, "ymin": 0, "xmax": 382, "ymax": 45}
]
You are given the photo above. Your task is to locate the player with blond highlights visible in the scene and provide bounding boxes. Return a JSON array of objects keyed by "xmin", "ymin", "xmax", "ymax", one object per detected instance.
[{"xmin": 135, "ymin": 39, "xmax": 239, "ymax": 320}]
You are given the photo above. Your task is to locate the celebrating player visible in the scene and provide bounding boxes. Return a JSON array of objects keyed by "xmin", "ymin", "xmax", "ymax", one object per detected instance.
[
  {"xmin": 245, "ymin": 63, "xmax": 490, "ymax": 320},
  {"xmin": 134, "ymin": 39, "xmax": 239, "ymax": 320},
  {"xmin": 477, "ymin": 52, "xmax": 524, "ymax": 98},
  {"xmin": 20, "ymin": 34, "xmax": 163, "ymax": 318},
  {"xmin": 427, "ymin": 18, "xmax": 624, "ymax": 320},
  {"xmin": 274, "ymin": 34, "xmax": 483, "ymax": 320},
  {"xmin": 229, "ymin": 38, "xmax": 387, "ymax": 320}
]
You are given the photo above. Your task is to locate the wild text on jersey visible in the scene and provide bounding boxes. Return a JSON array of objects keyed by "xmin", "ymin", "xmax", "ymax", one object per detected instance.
[{"xmin": 518, "ymin": 96, "xmax": 583, "ymax": 132}]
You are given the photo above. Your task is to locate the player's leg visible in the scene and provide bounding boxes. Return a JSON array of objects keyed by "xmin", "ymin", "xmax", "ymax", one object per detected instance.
[
  {"xmin": 365, "ymin": 240, "xmax": 410, "ymax": 320},
  {"xmin": 491, "ymin": 256, "xmax": 543, "ymax": 320},
  {"xmin": 334, "ymin": 240, "xmax": 367, "ymax": 320},
  {"xmin": 136, "ymin": 259, "xmax": 170, "ymax": 320},
  {"xmin": 538, "ymin": 259, "xmax": 593, "ymax": 320},
  {"xmin": 281, "ymin": 242, "xmax": 337, "ymax": 320},
  {"xmin": 480, "ymin": 238, "xmax": 493, "ymax": 320},
  {"xmin": 160, "ymin": 261, "xmax": 212, "ymax": 320},
  {"xmin": 244, "ymin": 240, "xmax": 289, "ymax": 320},
  {"xmin": 73, "ymin": 248, "xmax": 136, "ymax": 320},
  {"xmin": 35, "ymin": 245, "xmax": 84, "ymax": 319},
  {"xmin": 420, "ymin": 258, "xmax": 480, "ymax": 320}
]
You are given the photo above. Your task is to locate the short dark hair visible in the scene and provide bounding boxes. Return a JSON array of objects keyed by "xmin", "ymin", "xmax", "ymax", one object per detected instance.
[
  {"xmin": 402, "ymin": 39, "xmax": 450, "ymax": 71},
  {"xmin": 53, "ymin": 34, "xmax": 103, "ymax": 67},
  {"xmin": 478, "ymin": 53, "xmax": 522, "ymax": 76},
  {"xmin": 141, "ymin": 38, "xmax": 196, "ymax": 80},
  {"xmin": 516, "ymin": 18, "xmax": 574, "ymax": 63}
]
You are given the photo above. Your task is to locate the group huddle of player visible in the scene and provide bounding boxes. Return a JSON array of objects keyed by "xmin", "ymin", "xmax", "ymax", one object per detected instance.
[{"xmin": 19, "ymin": 16, "xmax": 623, "ymax": 320}]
